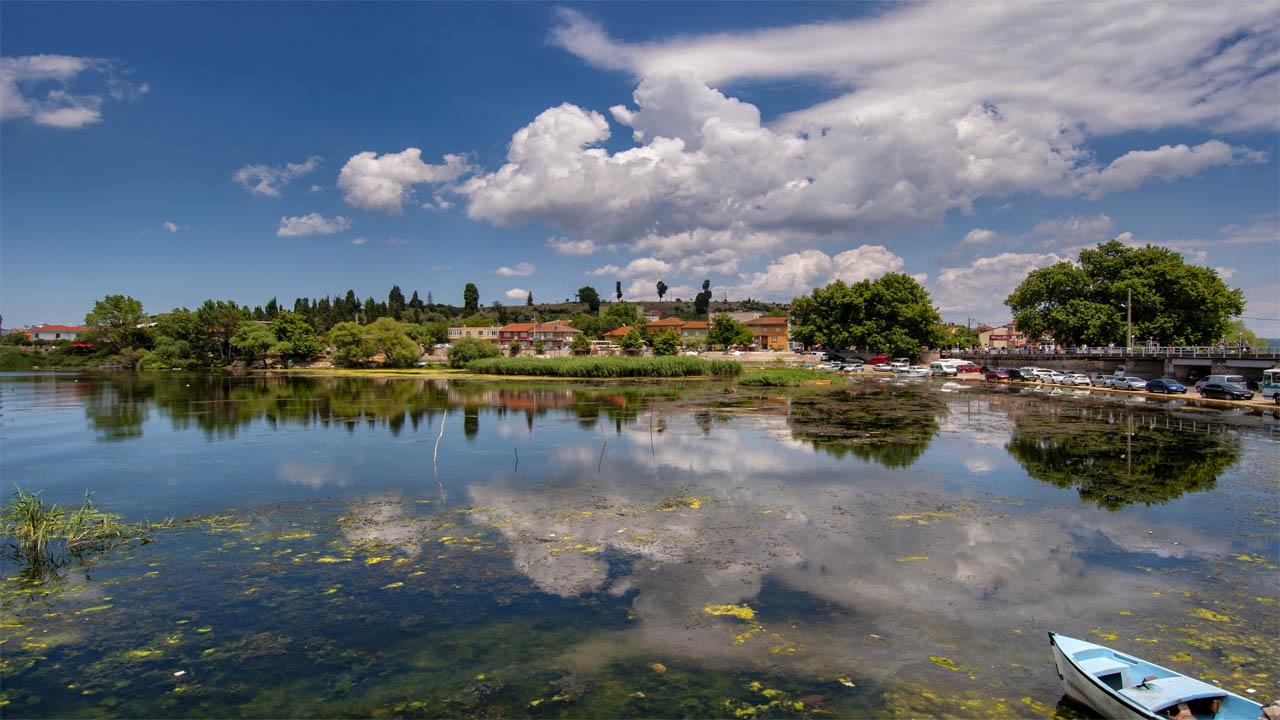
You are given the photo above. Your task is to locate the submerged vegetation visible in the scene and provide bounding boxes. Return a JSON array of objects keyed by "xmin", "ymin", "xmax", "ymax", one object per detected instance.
[
  {"xmin": 2, "ymin": 489, "xmax": 156, "ymax": 570},
  {"xmin": 464, "ymin": 356, "xmax": 742, "ymax": 378}
]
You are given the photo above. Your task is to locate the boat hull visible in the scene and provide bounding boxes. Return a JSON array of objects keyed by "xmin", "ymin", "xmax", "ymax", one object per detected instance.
[{"xmin": 1050, "ymin": 637, "xmax": 1157, "ymax": 720}]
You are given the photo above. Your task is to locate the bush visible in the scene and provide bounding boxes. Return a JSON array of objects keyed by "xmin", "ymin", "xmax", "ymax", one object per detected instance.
[
  {"xmin": 651, "ymin": 330, "xmax": 679, "ymax": 356},
  {"xmin": 464, "ymin": 356, "xmax": 742, "ymax": 378},
  {"xmin": 448, "ymin": 337, "xmax": 501, "ymax": 368},
  {"xmin": 0, "ymin": 347, "xmax": 35, "ymax": 371}
]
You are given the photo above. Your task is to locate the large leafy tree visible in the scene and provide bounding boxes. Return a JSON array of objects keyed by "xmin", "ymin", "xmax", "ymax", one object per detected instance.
[
  {"xmin": 656, "ymin": 281, "xmax": 668, "ymax": 300},
  {"xmin": 601, "ymin": 302, "xmax": 645, "ymax": 330},
  {"xmin": 463, "ymin": 283, "xmax": 480, "ymax": 313},
  {"xmin": 365, "ymin": 318, "xmax": 419, "ymax": 367},
  {"xmin": 195, "ymin": 300, "xmax": 247, "ymax": 363},
  {"xmin": 1005, "ymin": 240, "xmax": 1244, "ymax": 345},
  {"xmin": 789, "ymin": 273, "xmax": 943, "ymax": 357},
  {"xmin": 576, "ymin": 286, "xmax": 601, "ymax": 313},
  {"xmin": 231, "ymin": 321, "xmax": 276, "ymax": 364},
  {"xmin": 707, "ymin": 314, "xmax": 752, "ymax": 349},
  {"xmin": 85, "ymin": 294, "xmax": 148, "ymax": 352},
  {"xmin": 271, "ymin": 311, "xmax": 323, "ymax": 361}
]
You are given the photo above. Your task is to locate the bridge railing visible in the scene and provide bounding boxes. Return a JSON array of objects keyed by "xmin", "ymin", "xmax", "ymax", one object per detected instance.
[{"xmin": 941, "ymin": 346, "xmax": 1280, "ymax": 360}]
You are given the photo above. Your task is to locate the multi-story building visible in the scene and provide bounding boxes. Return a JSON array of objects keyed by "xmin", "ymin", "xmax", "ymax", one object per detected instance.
[
  {"xmin": 744, "ymin": 317, "xmax": 789, "ymax": 351},
  {"xmin": 447, "ymin": 326, "xmax": 503, "ymax": 344},
  {"xmin": 499, "ymin": 321, "xmax": 583, "ymax": 350},
  {"xmin": 979, "ymin": 323, "xmax": 1026, "ymax": 349}
]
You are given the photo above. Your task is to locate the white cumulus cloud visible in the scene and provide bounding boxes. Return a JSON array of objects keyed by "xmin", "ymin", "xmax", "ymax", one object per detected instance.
[
  {"xmin": 504, "ymin": 288, "xmax": 530, "ymax": 300},
  {"xmin": 931, "ymin": 252, "xmax": 1066, "ymax": 321},
  {"xmin": 163, "ymin": 221, "xmax": 179, "ymax": 233},
  {"xmin": 494, "ymin": 261, "xmax": 535, "ymax": 277},
  {"xmin": 276, "ymin": 213, "xmax": 352, "ymax": 237},
  {"xmin": 730, "ymin": 245, "xmax": 906, "ymax": 299},
  {"xmin": 338, "ymin": 148, "xmax": 471, "ymax": 214},
  {"xmin": 233, "ymin": 156, "xmax": 322, "ymax": 197}
]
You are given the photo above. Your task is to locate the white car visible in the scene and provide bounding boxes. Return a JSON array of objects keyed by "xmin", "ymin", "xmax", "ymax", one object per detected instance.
[
  {"xmin": 1063, "ymin": 373, "xmax": 1092, "ymax": 386},
  {"xmin": 683, "ymin": 351, "xmax": 699, "ymax": 356},
  {"xmin": 1032, "ymin": 369, "xmax": 1064, "ymax": 384}
]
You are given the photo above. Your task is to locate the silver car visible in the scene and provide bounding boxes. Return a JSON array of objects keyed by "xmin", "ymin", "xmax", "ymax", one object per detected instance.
[{"xmin": 1112, "ymin": 376, "xmax": 1147, "ymax": 391}]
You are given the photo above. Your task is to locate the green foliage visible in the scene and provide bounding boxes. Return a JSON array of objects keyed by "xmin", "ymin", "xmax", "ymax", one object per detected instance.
[
  {"xmin": 328, "ymin": 322, "xmax": 374, "ymax": 367},
  {"xmin": 447, "ymin": 337, "xmax": 501, "ymax": 368},
  {"xmin": 0, "ymin": 347, "xmax": 36, "ymax": 370},
  {"xmin": 1219, "ymin": 319, "xmax": 1263, "ymax": 348},
  {"xmin": 694, "ymin": 279, "xmax": 713, "ymax": 316},
  {"xmin": 1, "ymin": 333, "xmax": 31, "ymax": 346},
  {"xmin": 1005, "ymin": 240, "xmax": 1245, "ymax": 345},
  {"xmin": 85, "ymin": 294, "xmax": 147, "ymax": 352},
  {"xmin": 463, "ymin": 283, "xmax": 480, "ymax": 312},
  {"xmin": 137, "ymin": 336, "xmax": 197, "ymax": 370},
  {"xmin": 707, "ymin": 314, "xmax": 753, "ymax": 349},
  {"xmin": 939, "ymin": 324, "xmax": 980, "ymax": 348},
  {"xmin": 271, "ymin": 311, "xmax": 323, "ymax": 361},
  {"xmin": 602, "ymin": 302, "xmax": 645, "ymax": 330},
  {"xmin": 365, "ymin": 318, "xmax": 420, "ymax": 367},
  {"xmin": 619, "ymin": 327, "xmax": 646, "ymax": 352},
  {"xmin": 526, "ymin": 291, "xmax": 534, "ymax": 306},
  {"xmin": 231, "ymin": 321, "xmax": 276, "ymax": 363},
  {"xmin": 196, "ymin": 300, "xmax": 248, "ymax": 362},
  {"xmin": 737, "ymin": 368, "xmax": 830, "ymax": 386},
  {"xmin": 789, "ymin": 273, "xmax": 943, "ymax": 358},
  {"xmin": 509, "ymin": 340, "xmax": 522, "ymax": 356},
  {"xmin": 615, "ymin": 280, "xmax": 622, "ymax": 301},
  {"xmin": 656, "ymin": 280, "xmax": 668, "ymax": 300},
  {"xmin": 569, "ymin": 333, "xmax": 591, "ymax": 355},
  {"xmin": 461, "ymin": 315, "xmax": 494, "ymax": 327},
  {"xmin": 464, "ymin": 356, "xmax": 742, "ymax": 378},
  {"xmin": 576, "ymin": 286, "xmax": 601, "ymax": 313},
  {"xmin": 406, "ymin": 322, "xmax": 448, "ymax": 347},
  {"xmin": 651, "ymin": 329, "xmax": 679, "ymax": 356},
  {"xmin": 570, "ymin": 313, "xmax": 608, "ymax": 338},
  {"xmin": 532, "ymin": 339, "xmax": 544, "ymax": 354}
]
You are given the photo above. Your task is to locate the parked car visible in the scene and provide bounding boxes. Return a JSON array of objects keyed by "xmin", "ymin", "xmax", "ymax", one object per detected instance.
[
  {"xmin": 1195, "ymin": 374, "xmax": 1246, "ymax": 392},
  {"xmin": 1199, "ymin": 382, "xmax": 1253, "ymax": 400},
  {"xmin": 866, "ymin": 355, "xmax": 889, "ymax": 365},
  {"xmin": 1033, "ymin": 369, "xmax": 1065, "ymax": 384},
  {"xmin": 1112, "ymin": 376, "xmax": 1148, "ymax": 391},
  {"xmin": 984, "ymin": 369, "xmax": 1010, "ymax": 381},
  {"xmin": 1006, "ymin": 368, "xmax": 1033, "ymax": 381},
  {"xmin": 1062, "ymin": 373, "xmax": 1092, "ymax": 386},
  {"xmin": 1146, "ymin": 378, "xmax": 1187, "ymax": 394},
  {"xmin": 956, "ymin": 362, "xmax": 980, "ymax": 373},
  {"xmin": 842, "ymin": 362, "xmax": 864, "ymax": 372},
  {"xmin": 1091, "ymin": 373, "xmax": 1113, "ymax": 387}
]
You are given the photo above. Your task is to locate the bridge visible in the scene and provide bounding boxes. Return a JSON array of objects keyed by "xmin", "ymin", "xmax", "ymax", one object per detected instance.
[{"xmin": 938, "ymin": 346, "xmax": 1279, "ymax": 383}]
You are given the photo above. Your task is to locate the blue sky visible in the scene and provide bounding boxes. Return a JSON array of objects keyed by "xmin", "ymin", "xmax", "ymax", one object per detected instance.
[{"xmin": 2, "ymin": 1, "xmax": 1277, "ymax": 335}]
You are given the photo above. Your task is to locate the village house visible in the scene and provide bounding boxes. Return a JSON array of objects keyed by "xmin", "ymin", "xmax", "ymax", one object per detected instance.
[
  {"xmin": 447, "ymin": 326, "xmax": 502, "ymax": 344},
  {"xmin": 979, "ymin": 323, "xmax": 1026, "ymax": 349},
  {"xmin": 499, "ymin": 321, "xmax": 582, "ymax": 350},
  {"xmin": 25, "ymin": 324, "xmax": 91, "ymax": 342},
  {"xmin": 744, "ymin": 317, "xmax": 789, "ymax": 351}
]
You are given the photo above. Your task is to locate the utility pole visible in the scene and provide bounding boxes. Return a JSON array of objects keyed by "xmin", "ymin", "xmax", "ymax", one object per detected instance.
[{"xmin": 1126, "ymin": 287, "xmax": 1133, "ymax": 351}]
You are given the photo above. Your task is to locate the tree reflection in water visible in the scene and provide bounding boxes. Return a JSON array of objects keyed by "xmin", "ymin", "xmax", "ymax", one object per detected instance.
[
  {"xmin": 786, "ymin": 385, "xmax": 947, "ymax": 468},
  {"xmin": 1006, "ymin": 406, "xmax": 1241, "ymax": 509}
]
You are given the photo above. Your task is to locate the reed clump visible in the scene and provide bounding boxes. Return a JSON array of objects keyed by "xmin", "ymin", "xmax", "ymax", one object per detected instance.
[
  {"xmin": 464, "ymin": 356, "xmax": 742, "ymax": 378},
  {"xmin": 2, "ymin": 489, "xmax": 154, "ymax": 566},
  {"xmin": 737, "ymin": 368, "xmax": 833, "ymax": 387}
]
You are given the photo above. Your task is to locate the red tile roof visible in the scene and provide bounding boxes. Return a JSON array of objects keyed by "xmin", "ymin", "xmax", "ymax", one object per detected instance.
[
  {"xmin": 500, "ymin": 323, "xmax": 537, "ymax": 332},
  {"xmin": 647, "ymin": 316, "xmax": 685, "ymax": 327},
  {"xmin": 28, "ymin": 325, "xmax": 90, "ymax": 332},
  {"xmin": 603, "ymin": 325, "xmax": 632, "ymax": 337},
  {"xmin": 681, "ymin": 321, "xmax": 709, "ymax": 329},
  {"xmin": 744, "ymin": 317, "xmax": 788, "ymax": 326}
]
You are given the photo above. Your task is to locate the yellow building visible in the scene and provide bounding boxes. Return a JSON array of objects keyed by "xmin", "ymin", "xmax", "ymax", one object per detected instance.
[{"xmin": 744, "ymin": 317, "xmax": 789, "ymax": 351}]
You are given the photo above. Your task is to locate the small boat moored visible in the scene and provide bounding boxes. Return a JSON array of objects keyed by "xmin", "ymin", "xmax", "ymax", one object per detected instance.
[{"xmin": 1049, "ymin": 632, "xmax": 1273, "ymax": 720}]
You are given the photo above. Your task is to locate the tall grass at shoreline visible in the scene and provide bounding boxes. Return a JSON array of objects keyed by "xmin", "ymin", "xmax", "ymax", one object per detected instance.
[
  {"xmin": 2, "ymin": 489, "xmax": 157, "ymax": 567},
  {"xmin": 736, "ymin": 368, "xmax": 835, "ymax": 387},
  {"xmin": 464, "ymin": 356, "xmax": 742, "ymax": 378}
]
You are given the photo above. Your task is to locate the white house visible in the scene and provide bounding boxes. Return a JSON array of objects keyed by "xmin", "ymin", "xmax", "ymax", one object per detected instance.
[{"xmin": 27, "ymin": 324, "xmax": 90, "ymax": 342}]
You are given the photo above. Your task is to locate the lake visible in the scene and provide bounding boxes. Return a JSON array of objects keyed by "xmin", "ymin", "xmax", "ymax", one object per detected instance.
[{"xmin": 1, "ymin": 372, "xmax": 1276, "ymax": 718}]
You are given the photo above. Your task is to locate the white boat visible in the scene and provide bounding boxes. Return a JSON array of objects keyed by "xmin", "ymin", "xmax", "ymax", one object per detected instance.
[
  {"xmin": 895, "ymin": 366, "xmax": 929, "ymax": 377},
  {"xmin": 1049, "ymin": 632, "xmax": 1266, "ymax": 720}
]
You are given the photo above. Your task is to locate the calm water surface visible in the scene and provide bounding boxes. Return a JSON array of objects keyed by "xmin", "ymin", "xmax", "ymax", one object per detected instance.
[{"xmin": 1, "ymin": 372, "xmax": 1277, "ymax": 718}]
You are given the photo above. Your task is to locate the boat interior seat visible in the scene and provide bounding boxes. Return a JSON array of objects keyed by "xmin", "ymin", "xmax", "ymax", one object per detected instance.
[{"xmin": 1077, "ymin": 655, "xmax": 1130, "ymax": 680}]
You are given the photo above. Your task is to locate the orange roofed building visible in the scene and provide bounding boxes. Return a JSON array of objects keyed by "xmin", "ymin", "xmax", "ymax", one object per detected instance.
[
  {"xmin": 744, "ymin": 317, "xmax": 789, "ymax": 351},
  {"xmin": 499, "ymin": 320, "xmax": 582, "ymax": 350}
]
